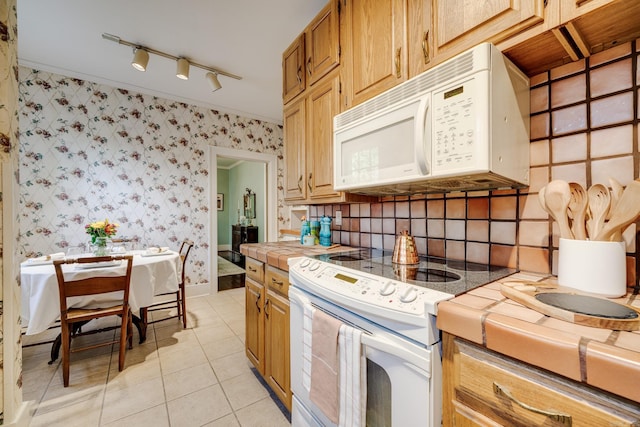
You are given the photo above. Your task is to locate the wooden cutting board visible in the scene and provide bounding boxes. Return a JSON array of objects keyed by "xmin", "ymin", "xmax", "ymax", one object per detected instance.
[{"xmin": 501, "ymin": 281, "xmax": 640, "ymax": 331}]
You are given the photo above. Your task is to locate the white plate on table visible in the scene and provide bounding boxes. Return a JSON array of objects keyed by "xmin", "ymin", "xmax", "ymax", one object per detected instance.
[
  {"xmin": 74, "ymin": 261, "xmax": 121, "ymax": 270},
  {"xmin": 24, "ymin": 259, "xmax": 55, "ymax": 267},
  {"xmin": 141, "ymin": 250, "xmax": 173, "ymax": 257}
]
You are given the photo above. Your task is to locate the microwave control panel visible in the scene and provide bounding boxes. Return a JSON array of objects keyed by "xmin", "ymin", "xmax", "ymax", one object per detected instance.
[{"xmin": 432, "ymin": 75, "xmax": 485, "ymax": 172}]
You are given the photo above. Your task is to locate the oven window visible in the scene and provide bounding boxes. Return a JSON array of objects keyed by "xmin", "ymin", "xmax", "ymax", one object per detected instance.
[{"xmin": 366, "ymin": 359, "xmax": 391, "ymax": 427}]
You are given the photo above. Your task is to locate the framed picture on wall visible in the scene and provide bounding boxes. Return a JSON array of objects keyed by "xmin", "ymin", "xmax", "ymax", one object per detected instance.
[{"xmin": 217, "ymin": 193, "xmax": 224, "ymax": 211}]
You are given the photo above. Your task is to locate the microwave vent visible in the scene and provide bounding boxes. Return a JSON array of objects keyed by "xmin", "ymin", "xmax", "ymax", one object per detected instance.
[
  {"xmin": 344, "ymin": 172, "xmax": 527, "ymax": 196},
  {"xmin": 336, "ymin": 50, "xmax": 475, "ymax": 129}
]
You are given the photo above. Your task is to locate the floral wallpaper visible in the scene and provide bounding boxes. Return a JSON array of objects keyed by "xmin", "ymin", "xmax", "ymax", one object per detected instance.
[
  {"xmin": 2, "ymin": 0, "xmax": 24, "ymax": 422},
  {"xmin": 18, "ymin": 67, "xmax": 285, "ymax": 287}
]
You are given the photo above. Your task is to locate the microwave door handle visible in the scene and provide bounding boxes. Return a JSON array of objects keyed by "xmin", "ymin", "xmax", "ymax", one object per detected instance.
[
  {"xmin": 361, "ymin": 333, "xmax": 431, "ymax": 377},
  {"xmin": 414, "ymin": 96, "xmax": 430, "ymax": 176}
]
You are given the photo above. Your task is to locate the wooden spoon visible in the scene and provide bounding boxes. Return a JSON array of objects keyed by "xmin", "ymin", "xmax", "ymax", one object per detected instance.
[
  {"xmin": 595, "ymin": 179, "xmax": 640, "ymax": 241},
  {"xmin": 538, "ymin": 185, "xmax": 552, "ymax": 216},
  {"xmin": 608, "ymin": 177, "xmax": 624, "ymax": 216},
  {"xmin": 586, "ymin": 184, "xmax": 610, "ymax": 239},
  {"xmin": 544, "ymin": 180, "xmax": 574, "ymax": 239},
  {"xmin": 608, "ymin": 178, "xmax": 624, "ymax": 240},
  {"xmin": 567, "ymin": 182, "xmax": 588, "ymax": 240}
]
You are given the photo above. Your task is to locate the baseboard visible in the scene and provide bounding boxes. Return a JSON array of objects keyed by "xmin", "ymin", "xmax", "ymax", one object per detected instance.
[
  {"xmin": 185, "ymin": 282, "xmax": 213, "ymax": 298},
  {"xmin": 4, "ymin": 401, "xmax": 33, "ymax": 427},
  {"xmin": 217, "ymin": 245, "xmax": 231, "ymax": 252}
]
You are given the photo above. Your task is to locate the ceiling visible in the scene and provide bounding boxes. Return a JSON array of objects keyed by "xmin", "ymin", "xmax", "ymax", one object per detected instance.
[{"xmin": 17, "ymin": 0, "xmax": 327, "ymax": 125}]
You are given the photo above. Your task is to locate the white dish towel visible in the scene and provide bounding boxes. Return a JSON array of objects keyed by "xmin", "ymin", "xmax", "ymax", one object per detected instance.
[
  {"xmin": 302, "ymin": 302, "xmax": 315, "ymax": 392},
  {"xmin": 338, "ymin": 324, "xmax": 365, "ymax": 427},
  {"xmin": 303, "ymin": 302, "xmax": 366, "ymax": 427}
]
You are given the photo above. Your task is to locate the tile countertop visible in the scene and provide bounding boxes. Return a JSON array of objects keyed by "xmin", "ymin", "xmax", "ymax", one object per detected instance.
[
  {"xmin": 436, "ymin": 271, "xmax": 640, "ymax": 404},
  {"xmin": 239, "ymin": 240, "xmax": 354, "ymax": 271}
]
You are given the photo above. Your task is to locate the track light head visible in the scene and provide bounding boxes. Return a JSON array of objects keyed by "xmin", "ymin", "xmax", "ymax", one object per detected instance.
[
  {"xmin": 206, "ymin": 72, "xmax": 222, "ymax": 92},
  {"xmin": 131, "ymin": 48, "xmax": 149, "ymax": 72},
  {"xmin": 176, "ymin": 58, "xmax": 190, "ymax": 80}
]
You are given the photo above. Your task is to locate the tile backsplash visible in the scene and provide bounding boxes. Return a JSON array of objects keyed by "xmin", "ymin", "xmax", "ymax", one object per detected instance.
[{"xmin": 310, "ymin": 40, "xmax": 639, "ymax": 292}]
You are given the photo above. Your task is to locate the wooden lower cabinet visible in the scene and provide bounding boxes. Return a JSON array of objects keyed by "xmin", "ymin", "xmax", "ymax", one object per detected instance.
[
  {"xmin": 264, "ymin": 289, "xmax": 290, "ymax": 408},
  {"xmin": 245, "ymin": 277, "xmax": 264, "ymax": 373},
  {"xmin": 442, "ymin": 333, "xmax": 640, "ymax": 426},
  {"xmin": 244, "ymin": 258, "xmax": 292, "ymax": 411}
]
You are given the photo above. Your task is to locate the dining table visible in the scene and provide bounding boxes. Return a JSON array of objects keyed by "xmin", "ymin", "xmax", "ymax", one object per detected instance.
[{"xmin": 20, "ymin": 249, "xmax": 181, "ymax": 354}]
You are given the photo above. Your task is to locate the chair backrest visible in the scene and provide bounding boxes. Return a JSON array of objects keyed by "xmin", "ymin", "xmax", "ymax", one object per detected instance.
[
  {"xmin": 53, "ymin": 255, "xmax": 134, "ymax": 318},
  {"xmin": 178, "ymin": 240, "xmax": 194, "ymax": 285}
]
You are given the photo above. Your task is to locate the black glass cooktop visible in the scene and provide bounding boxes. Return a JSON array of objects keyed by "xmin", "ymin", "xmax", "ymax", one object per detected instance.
[{"xmin": 313, "ymin": 248, "xmax": 517, "ymax": 295}]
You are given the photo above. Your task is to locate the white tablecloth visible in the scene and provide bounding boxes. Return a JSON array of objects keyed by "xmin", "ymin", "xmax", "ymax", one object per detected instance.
[{"xmin": 20, "ymin": 251, "xmax": 180, "ymax": 335}]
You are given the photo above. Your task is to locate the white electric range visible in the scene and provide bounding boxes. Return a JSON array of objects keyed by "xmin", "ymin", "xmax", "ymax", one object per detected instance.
[{"xmin": 288, "ymin": 248, "xmax": 515, "ymax": 427}]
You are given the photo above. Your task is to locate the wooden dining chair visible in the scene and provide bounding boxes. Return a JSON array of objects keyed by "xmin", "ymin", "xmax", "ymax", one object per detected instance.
[
  {"xmin": 53, "ymin": 255, "xmax": 134, "ymax": 387},
  {"xmin": 141, "ymin": 239, "xmax": 194, "ymax": 328}
]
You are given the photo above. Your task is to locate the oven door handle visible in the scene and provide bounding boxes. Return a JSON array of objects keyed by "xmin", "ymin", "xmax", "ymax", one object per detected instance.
[{"xmin": 361, "ymin": 333, "xmax": 431, "ymax": 377}]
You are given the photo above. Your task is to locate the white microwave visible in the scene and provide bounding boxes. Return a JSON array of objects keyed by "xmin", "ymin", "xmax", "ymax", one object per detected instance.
[{"xmin": 333, "ymin": 43, "xmax": 530, "ymax": 195}]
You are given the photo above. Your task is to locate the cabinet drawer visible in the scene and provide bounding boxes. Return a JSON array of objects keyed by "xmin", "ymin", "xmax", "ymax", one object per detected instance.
[
  {"xmin": 245, "ymin": 257, "xmax": 264, "ymax": 283},
  {"xmin": 265, "ymin": 265, "xmax": 289, "ymax": 297},
  {"xmin": 447, "ymin": 336, "xmax": 640, "ymax": 426}
]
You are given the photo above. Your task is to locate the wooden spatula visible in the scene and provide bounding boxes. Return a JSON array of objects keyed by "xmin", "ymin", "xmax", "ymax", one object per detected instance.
[{"xmin": 595, "ymin": 179, "xmax": 640, "ymax": 241}]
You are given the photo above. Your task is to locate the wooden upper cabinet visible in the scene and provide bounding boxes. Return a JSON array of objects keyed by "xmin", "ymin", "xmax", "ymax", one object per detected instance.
[
  {"xmin": 342, "ymin": 0, "xmax": 407, "ymax": 108},
  {"xmin": 283, "ymin": 34, "xmax": 306, "ymax": 104},
  {"xmin": 407, "ymin": 0, "xmax": 433, "ymax": 78},
  {"xmin": 306, "ymin": 71, "xmax": 341, "ymax": 200},
  {"xmin": 433, "ymin": 0, "xmax": 546, "ymax": 63},
  {"xmin": 306, "ymin": 0, "xmax": 340, "ymax": 86},
  {"xmin": 560, "ymin": 0, "xmax": 616, "ymax": 21},
  {"xmin": 283, "ymin": 98, "xmax": 306, "ymax": 201}
]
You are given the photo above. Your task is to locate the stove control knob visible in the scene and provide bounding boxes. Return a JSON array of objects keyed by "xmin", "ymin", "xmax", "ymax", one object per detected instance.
[
  {"xmin": 379, "ymin": 282, "xmax": 396, "ymax": 296},
  {"xmin": 400, "ymin": 287, "xmax": 418, "ymax": 303},
  {"xmin": 300, "ymin": 259, "xmax": 311, "ymax": 268},
  {"xmin": 309, "ymin": 261, "xmax": 321, "ymax": 271}
]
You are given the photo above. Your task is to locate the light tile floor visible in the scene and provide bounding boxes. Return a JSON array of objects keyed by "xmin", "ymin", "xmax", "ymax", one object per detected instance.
[{"xmin": 22, "ymin": 288, "xmax": 291, "ymax": 427}]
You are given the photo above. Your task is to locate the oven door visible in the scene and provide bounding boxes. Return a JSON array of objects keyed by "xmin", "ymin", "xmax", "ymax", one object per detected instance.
[{"xmin": 290, "ymin": 286, "xmax": 441, "ymax": 427}]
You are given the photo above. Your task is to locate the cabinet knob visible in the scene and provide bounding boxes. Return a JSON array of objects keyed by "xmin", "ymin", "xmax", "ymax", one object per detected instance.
[
  {"xmin": 395, "ymin": 47, "xmax": 402, "ymax": 78},
  {"xmin": 298, "ymin": 175, "xmax": 303, "ymax": 192},
  {"xmin": 307, "ymin": 57, "xmax": 312, "ymax": 76},
  {"xmin": 296, "ymin": 65, "xmax": 302, "ymax": 84},
  {"xmin": 308, "ymin": 173, "xmax": 313, "ymax": 193}
]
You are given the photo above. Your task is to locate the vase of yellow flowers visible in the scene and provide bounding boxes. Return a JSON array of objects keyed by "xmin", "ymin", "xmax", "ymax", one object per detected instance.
[{"xmin": 85, "ymin": 219, "xmax": 119, "ymax": 256}]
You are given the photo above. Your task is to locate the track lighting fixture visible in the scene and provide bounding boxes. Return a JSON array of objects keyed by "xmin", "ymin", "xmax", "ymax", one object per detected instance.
[
  {"xmin": 206, "ymin": 72, "xmax": 222, "ymax": 92},
  {"xmin": 102, "ymin": 32, "xmax": 241, "ymax": 90},
  {"xmin": 131, "ymin": 48, "xmax": 149, "ymax": 72},
  {"xmin": 176, "ymin": 58, "xmax": 189, "ymax": 80}
]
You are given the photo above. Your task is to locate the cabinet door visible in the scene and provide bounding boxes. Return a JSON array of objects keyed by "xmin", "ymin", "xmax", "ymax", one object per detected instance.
[
  {"xmin": 264, "ymin": 290, "xmax": 291, "ymax": 410},
  {"xmin": 560, "ymin": 0, "xmax": 615, "ymax": 21},
  {"xmin": 343, "ymin": 0, "xmax": 407, "ymax": 107},
  {"xmin": 306, "ymin": 0, "xmax": 340, "ymax": 86},
  {"xmin": 407, "ymin": 0, "xmax": 432, "ymax": 78},
  {"xmin": 443, "ymin": 334, "xmax": 640, "ymax": 426},
  {"xmin": 283, "ymin": 97, "xmax": 307, "ymax": 202},
  {"xmin": 306, "ymin": 71, "xmax": 341, "ymax": 201},
  {"xmin": 245, "ymin": 277, "xmax": 265, "ymax": 375},
  {"xmin": 283, "ymin": 34, "xmax": 306, "ymax": 104},
  {"xmin": 433, "ymin": 0, "xmax": 545, "ymax": 62}
]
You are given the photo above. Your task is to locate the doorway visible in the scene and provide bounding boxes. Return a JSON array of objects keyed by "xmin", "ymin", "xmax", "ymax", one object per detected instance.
[{"xmin": 209, "ymin": 147, "xmax": 278, "ymax": 293}]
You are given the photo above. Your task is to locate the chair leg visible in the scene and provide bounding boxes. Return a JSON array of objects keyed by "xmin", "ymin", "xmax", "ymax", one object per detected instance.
[
  {"xmin": 119, "ymin": 311, "xmax": 128, "ymax": 371},
  {"xmin": 61, "ymin": 323, "xmax": 71, "ymax": 387},
  {"xmin": 180, "ymin": 285, "xmax": 187, "ymax": 328}
]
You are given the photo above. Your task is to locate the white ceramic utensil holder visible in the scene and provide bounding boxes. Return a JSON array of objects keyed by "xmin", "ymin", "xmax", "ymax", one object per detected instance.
[{"xmin": 558, "ymin": 238, "xmax": 626, "ymax": 298}]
